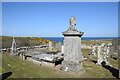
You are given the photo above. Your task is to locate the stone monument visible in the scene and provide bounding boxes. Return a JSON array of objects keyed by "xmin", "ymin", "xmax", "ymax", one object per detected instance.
[
  {"xmin": 11, "ymin": 37, "xmax": 17, "ymax": 55},
  {"xmin": 61, "ymin": 16, "xmax": 84, "ymax": 74}
]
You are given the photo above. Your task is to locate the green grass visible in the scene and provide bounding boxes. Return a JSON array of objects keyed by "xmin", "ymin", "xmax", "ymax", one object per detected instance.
[
  {"xmin": 1, "ymin": 36, "xmax": 118, "ymax": 78},
  {"xmin": 110, "ymin": 58, "xmax": 118, "ymax": 69},
  {"xmin": 81, "ymin": 49, "xmax": 91, "ymax": 57},
  {"xmin": 81, "ymin": 49, "xmax": 118, "ymax": 78},
  {"xmin": 2, "ymin": 53, "xmax": 74, "ymax": 78},
  {"xmin": 81, "ymin": 63, "xmax": 114, "ymax": 78},
  {"xmin": 0, "ymin": 36, "xmax": 55, "ymax": 49},
  {"xmin": 81, "ymin": 40, "xmax": 102, "ymax": 45},
  {"xmin": 1, "ymin": 53, "xmax": 117, "ymax": 78}
]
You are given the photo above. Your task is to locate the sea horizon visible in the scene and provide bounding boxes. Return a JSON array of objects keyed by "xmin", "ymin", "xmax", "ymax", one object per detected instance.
[{"xmin": 40, "ymin": 37, "xmax": 118, "ymax": 43}]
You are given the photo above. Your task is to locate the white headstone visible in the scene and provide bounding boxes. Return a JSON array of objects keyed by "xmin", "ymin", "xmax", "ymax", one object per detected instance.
[
  {"xmin": 91, "ymin": 45, "xmax": 97, "ymax": 56},
  {"xmin": 61, "ymin": 45, "xmax": 64, "ymax": 53},
  {"xmin": 49, "ymin": 42, "xmax": 52, "ymax": 51},
  {"xmin": 11, "ymin": 37, "xmax": 17, "ymax": 56}
]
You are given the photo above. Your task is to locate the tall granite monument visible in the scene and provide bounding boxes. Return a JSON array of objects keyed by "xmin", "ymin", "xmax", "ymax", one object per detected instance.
[
  {"xmin": 11, "ymin": 37, "xmax": 17, "ymax": 56},
  {"xmin": 61, "ymin": 16, "xmax": 84, "ymax": 73}
]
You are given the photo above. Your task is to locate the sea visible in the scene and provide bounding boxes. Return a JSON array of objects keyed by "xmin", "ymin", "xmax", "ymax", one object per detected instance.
[{"xmin": 40, "ymin": 37, "xmax": 117, "ymax": 43}]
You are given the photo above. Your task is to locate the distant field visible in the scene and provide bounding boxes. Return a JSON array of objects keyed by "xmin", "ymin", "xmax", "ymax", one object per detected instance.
[
  {"xmin": 81, "ymin": 40, "xmax": 102, "ymax": 45},
  {"xmin": 81, "ymin": 39, "xmax": 113, "ymax": 45},
  {"xmin": 0, "ymin": 36, "xmax": 56, "ymax": 49}
]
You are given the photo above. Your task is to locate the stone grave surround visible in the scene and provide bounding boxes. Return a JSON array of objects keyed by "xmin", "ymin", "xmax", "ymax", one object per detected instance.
[
  {"xmin": 97, "ymin": 43, "xmax": 110, "ymax": 65},
  {"xmin": 61, "ymin": 16, "xmax": 84, "ymax": 74},
  {"xmin": 31, "ymin": 52, "xmax": 64, "ymax": 67}
]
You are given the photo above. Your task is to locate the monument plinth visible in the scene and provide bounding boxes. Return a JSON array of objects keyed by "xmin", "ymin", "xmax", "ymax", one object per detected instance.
[{"xmin": 61, "ymin": 16, "xmax": 84, "ymax": 74}]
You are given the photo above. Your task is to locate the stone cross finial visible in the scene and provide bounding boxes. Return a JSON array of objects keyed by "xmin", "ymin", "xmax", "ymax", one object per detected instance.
[{"xmin": 69, "ymin": 16, "xmax": 76, "ymax": 29}]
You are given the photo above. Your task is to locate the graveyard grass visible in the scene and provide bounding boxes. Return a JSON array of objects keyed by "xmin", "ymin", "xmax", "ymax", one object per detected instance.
[
  {"xmin": 2, "ymin": 54, "xmax": 73, "ymax": 78},
  {"xmin": 2, "ymin": 49, "xmax": 117, "ymax": 78},
  {"xmin": 81, "ymin": 39, "xmax": 113, "ymax": 45},
  {"xmin": 81, "ymin": 40, "xmax": 102, "ymax": 45}
]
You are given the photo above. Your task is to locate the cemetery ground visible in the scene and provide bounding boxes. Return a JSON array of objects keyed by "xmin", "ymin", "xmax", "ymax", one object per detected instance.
[
  {"xmin": 1, "ymin": 52, "xmax": 117, "ymax": 78},
  {"xmin": 1, "ymin": 39, "xmax": 119, "ymax": 78}
]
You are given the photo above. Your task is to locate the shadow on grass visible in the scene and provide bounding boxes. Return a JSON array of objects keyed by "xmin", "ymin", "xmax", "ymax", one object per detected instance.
[
  {"xmin": 0, "ymin": 72, "xmax": 12, "ymax": 80},
  {"xmin": 112, "ymin": 57, "xmax": 117, "ymax": 60},
  {"xmin": 101, "ymin": 61, "xmax": 119, "ymax": 79},
  {"xmin": 90, "ymin": 60, "xmax": 97, "ymax": 64}
]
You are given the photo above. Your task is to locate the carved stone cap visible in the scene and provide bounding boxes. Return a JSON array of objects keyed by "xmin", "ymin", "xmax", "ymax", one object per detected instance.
[
  {"xmin": 62, "ymin": 16, "xmax": 84, "ymax": 37},
  {"xmin": 62, "ymin": 28, "xmax": 84, "ymax": 37}
]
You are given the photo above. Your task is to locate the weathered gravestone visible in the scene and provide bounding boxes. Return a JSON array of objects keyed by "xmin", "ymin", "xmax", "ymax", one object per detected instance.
[
  {"xmin": 91, "ymin": 45, "xmax": 98, "ymax": 56},
  {"xmin": 49, "ymin": 42, "xmax": 53, "ymax": 51},
  {"xmin": 61, "ymin": 16, "xmax": 84, "ymax": 74},
  {"xmin": 57, "ymin": 42, "xmax": 62, "ymax": 51},
  {"xmin": 97, "ymin": 43, "xmax": 110, "ymax": 65},
  {"xmin": 10, "ymin": 37, "xmax": 17, "ymax": 56},
  {"xmin": 111, "ymin": 39, "xmax": 119, "ymax": 59}
]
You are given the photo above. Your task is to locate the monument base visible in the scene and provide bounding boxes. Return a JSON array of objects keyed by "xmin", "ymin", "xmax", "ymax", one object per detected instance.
[{"xmin": 61, "ymin": 60, "xmax": 83, "ymax": 74}]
